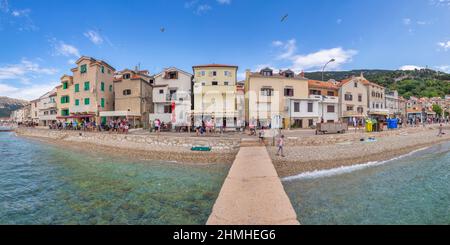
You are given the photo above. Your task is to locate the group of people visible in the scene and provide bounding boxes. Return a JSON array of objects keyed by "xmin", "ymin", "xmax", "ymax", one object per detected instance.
[
  {"xmin": 49, "ymin": 118, "xmax": 131, "ymax": 134},
  {"xmin": 105, "ymin": 119, "xmax": 131, "ymax": 134},
  {"xmin": 194, "ymin": 118, "xmax": 223, "ymax": 136}
]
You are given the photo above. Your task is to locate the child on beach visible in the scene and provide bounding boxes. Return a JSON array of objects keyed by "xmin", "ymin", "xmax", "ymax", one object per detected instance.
[
  {"xmin": 276, "ymin": 135, "xmax": 285, "ymax": 157},
  {"xmin": 259, "ymin": 128, "xmax": 265, "ymax": 144}
]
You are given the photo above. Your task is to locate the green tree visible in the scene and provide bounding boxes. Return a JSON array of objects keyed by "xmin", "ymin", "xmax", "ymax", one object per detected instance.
[{"xmin": 432, "ymin": 104, "xmax": 443, "ymax": 117}]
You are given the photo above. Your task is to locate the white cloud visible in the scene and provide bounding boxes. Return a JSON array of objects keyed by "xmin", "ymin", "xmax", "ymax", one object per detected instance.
[
  {"xmin": 195, "ymin": 4, "xmax": 211, "ymax": 15},
  {"xmin": 0, "ymin": 59, "xmax": 58, "ymax": 83},
  {"xmin": 0, "ymin": 82, "xmax": 59, "ymax": 100},
  {"xmin": 399, "ymin": 65, "xmax": 424, "ymax": 71},
  {"xmin": 438, "ymin": 40, "xmax": 450, "ymax": 51},
  {"xmin": 50, "ymin": 39, "xmax": 81, "ymax": 57},
  {"xmin": 217, "ymin": 0, "xmax": 231, "ymax": 4},
  {"xmin": 0, "ymin": 59, "xmax": 59, "ymax": 100},
  {"xmin": 84, "ymin": 30, "xmax": 104, "ymax": 45},
  {"xmin": 273, "ymin": 39, "xmax": 357, "ymax": 72}
]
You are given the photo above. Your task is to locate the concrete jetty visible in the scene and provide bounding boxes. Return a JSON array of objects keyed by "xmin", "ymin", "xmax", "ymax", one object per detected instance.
[{"xmin": 207, "ymin": 143, "xmax": 300, "ymax": 225}]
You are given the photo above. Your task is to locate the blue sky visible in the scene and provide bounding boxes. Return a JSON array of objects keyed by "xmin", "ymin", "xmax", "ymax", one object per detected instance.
[{"xmin": 0, "ymin": 0, "xmax": 450, "ymax": 100}]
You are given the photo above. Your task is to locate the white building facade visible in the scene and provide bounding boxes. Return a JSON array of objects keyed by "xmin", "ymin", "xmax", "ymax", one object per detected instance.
[
  {"xmin": 37, "ymin": 88, "xmax": 58, "ymax": 126},
  {"xmin": 150, "ymin": 67, "xmax": 193, "ymax": 126},
  {"xmin": 288, "ymin": 95, "xmax": 339, "ymax": 128}
]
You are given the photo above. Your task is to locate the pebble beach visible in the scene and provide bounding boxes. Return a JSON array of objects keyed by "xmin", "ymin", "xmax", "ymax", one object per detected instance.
[{"xmin": 269, "ymin": 126, "xmax": 450, "ymax": 177}]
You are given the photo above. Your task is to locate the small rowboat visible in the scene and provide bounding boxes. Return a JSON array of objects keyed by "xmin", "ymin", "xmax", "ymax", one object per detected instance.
[{"xmin": 191, "ymin": 146, "xmax": 212, "ymax": 152}]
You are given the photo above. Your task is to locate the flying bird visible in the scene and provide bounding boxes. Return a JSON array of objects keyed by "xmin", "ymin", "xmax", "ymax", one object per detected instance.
[
  {"xmin": 160, "ymin": 27, "xmax": 165, "ymax": 33},
  {"xmin": 281, "ymin": 14, "xmax": 288, "ymax": 22}
]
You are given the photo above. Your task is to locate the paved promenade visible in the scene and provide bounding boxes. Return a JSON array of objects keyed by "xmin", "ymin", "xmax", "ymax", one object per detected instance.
[{"xmin": 207, "ymin": 144, "xmax": 300, "ymax": 225}]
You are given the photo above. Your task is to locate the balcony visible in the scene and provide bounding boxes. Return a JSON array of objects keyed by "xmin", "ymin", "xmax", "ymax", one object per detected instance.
[
  {"xmin": 39, "ymin": 114, "xmax": 57, "ymax": 121},
  {"xmin": 194, "ymin": 84, "xmax": 236, "ymax": 94},
  {"xmin": 308, "ymin": 95, "xmax": 338, "ymax": 104},
  {"xmin": 39, "ymin": 102, "xmax": 57, "ymax": 110}
]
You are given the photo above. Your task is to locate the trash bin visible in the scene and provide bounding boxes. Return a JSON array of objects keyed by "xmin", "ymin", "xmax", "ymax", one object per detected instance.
[{"xmin": 366, "ymin": 119, "xmax": 373, "ymax": 132}]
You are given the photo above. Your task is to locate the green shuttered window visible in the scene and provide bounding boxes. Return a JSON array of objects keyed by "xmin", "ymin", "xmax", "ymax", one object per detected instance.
[{"xmin": 80, "ymin": 64, "xmax": 87, "ymax": 73}]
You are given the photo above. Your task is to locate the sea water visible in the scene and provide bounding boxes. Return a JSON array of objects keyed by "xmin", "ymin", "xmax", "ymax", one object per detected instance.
[
  {"xmin": 283, "ymin": 142, "xmax": 450, "ymax": 225},
  {"xmin": 0, "ymin": 132, "xmax": 229, "ymax": 224}
]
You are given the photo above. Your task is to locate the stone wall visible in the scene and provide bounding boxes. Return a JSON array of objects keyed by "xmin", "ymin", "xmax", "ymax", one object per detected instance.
[{"xmin": 16, "ymin": 128, "xmax": 240, "ymax": 153}]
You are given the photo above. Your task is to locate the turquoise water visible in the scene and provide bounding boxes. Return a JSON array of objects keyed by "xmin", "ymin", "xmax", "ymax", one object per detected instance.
[
  {"xmin": 0, "ymin": 132, "xmax": 229, "ymax": 225},
  {"xmin": 284, "ymin": 142, "xmax": 450, "ymax": 225}
]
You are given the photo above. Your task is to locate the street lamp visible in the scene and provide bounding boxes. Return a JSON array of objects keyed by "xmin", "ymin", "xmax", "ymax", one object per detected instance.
[{"xmin": 322, "ymin": 59, "xmax": 336, "ymax": 82}]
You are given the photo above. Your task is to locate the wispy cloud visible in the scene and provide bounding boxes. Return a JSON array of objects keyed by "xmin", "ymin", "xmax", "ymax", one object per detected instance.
[
  {"xmin": 50, "ymin": 38, "xmax": 81, "ymax": 58},
  {"xmin": 0, "ymin": 0, "xmax": 9, "ymax": 13},
  {"xmin": 195, "ymin": 4, "xmax": 212, "ymax": 15},
  {"xmin": 0, "ymin": 59, "xmax": 58, "ymax": 85},
  {"xmin": 185, "ymin": 0, "xmax": 229, "ymax": 15},
  {"xmin": 430, "ymin": 0, "xmax": 450, "ymax": 7},
  {"xmin": 438, "ymin": 40, "xmax": 450, "ymax": 51},
  {"xmin": 11, "ymin": 8, "xmax": 30, "ymax": 17},
  {"xmin": 217, "ymin": 0, "xmax": 231, "ymax": 4},
  {"xmin": 403, "ymin": 18, "xmax": 411, "ymax": 25},
  {"xmin": 84, "ymin": 30, "xmax": 104, "ymax": 45},
  {"xmin": 0, "ymin": 0, "xmax": 38, "ymax": 31},
  {"xmin": 0, "ymin": 82, "xmax": 59, "ymax": 100},
  {"xmin": 272, "ymin": 39, "xmax": 358, "ymax": 72},
  {"xmin": 275, "ymin": 39, "xmax": 297, "ymax": 60}
]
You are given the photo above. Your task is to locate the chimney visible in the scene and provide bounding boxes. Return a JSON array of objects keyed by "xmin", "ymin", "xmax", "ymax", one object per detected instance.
[
  {"xmin": 360, "ymin": 71, "xmax": 364, "ymax": 78},
  {"xmin": 300, "ymin": 70, "xmax": 305, "ymax": 78}
]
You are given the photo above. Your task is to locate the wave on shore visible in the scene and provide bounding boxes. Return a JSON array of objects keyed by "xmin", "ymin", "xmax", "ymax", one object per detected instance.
[{"xmin": 282, "ymin": 147, "xmax": 430, "ymax": 182}]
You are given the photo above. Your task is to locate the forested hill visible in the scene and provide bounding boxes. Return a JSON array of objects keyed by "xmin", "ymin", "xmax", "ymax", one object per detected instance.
[{"xmin": 305, "ymin": 69, "xmax": 450, "ymax": 99}]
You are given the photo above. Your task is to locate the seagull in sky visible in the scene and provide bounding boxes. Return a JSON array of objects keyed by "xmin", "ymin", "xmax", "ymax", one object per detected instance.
[{"xmin": 281, "ymin": 14, "xmax": 288, "ymax": 22}]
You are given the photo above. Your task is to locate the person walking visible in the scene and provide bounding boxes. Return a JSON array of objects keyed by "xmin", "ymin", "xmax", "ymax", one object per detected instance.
[
  {"xmin": 276, "ymin": 135, "xmax": 286, "ymax": 157},
  {"xmin": 259, "ymin": 127, "xmax": 265, "ymax": 144},
  {"xmin": 437, "ymin": 123, "xmax": 444, "ymax": 137}
]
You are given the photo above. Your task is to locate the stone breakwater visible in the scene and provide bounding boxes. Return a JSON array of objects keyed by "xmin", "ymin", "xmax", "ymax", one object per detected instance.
[{"xmin": 15, "ymin": 128, "xmax": 240, "ymax": 164}]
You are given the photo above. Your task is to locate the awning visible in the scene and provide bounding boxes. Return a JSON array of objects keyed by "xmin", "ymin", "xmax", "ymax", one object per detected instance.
[
  {"xmin": 56, "ymin": 114, "xmax": 96, "ymax": 119},
  {"xmin": 99, "ymin": 111, "xmax": 141, "ymax": 117},
  {"xmin": 368, "ymin": 110, "xmax": 389, "ymax": 116}
]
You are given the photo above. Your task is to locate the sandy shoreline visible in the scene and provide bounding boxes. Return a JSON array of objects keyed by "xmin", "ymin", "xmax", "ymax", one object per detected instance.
[
  {"xmin": 270, "ymin": 127, "xmax": 450, "ymax": 178},
  {"xmin": 19, "ymin": 134, "xmax": 237, "ymax": 165}
]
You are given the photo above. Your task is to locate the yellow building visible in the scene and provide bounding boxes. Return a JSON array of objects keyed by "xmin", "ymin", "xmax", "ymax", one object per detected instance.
[
  {"xmin": 244, "ymin": 68, "xmax": 309, "ymax": 128},
  {"xmin": 68, "ymin": 56, "xmax": 116, "ymax": 124},
  {"xmin": 56, "ymin": 74, "xmax": 74, "ymax": 120},
  {"xmin": 192, "ymin": 64, "xmax": 238, "ymax": 128}
]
